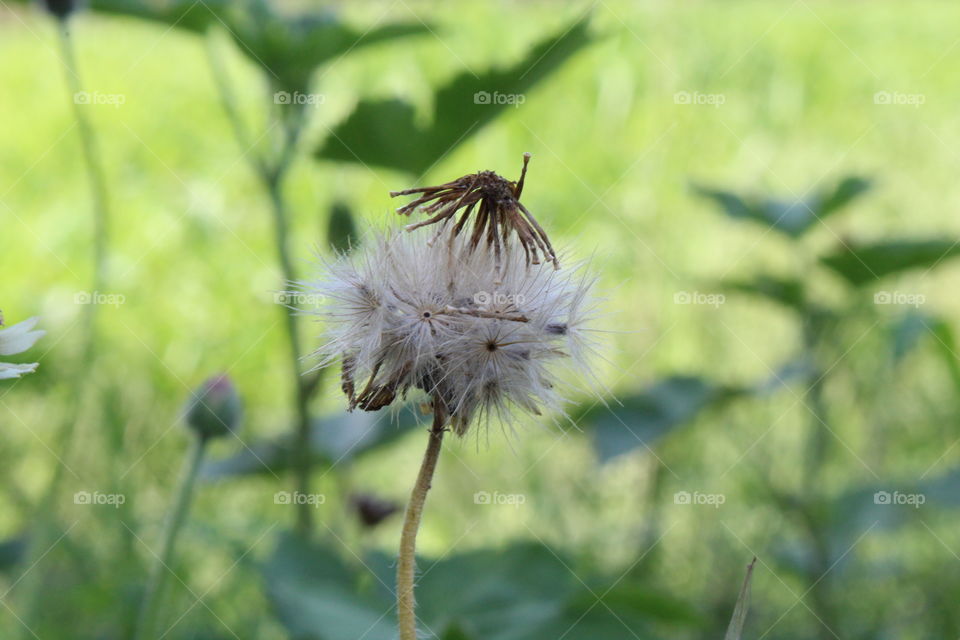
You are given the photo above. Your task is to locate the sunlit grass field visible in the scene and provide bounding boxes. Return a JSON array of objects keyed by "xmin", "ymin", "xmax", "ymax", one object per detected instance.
[{"xmin": 3, "ymin": 1, "xmax": 960, "ymax": 638}]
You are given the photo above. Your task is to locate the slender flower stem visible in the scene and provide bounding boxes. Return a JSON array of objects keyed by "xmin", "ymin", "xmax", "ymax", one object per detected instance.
[
  {"xmin": 205, "ymin": 39, "xmax": 315, "ymax": 534},
  {"xmin": 397, "ymin": 410, "xmax": 446, "ymax": 640},
  {"xmin": 18, "ymin": 21, "xmax": 113, "ymax": 637},
  {"xmin": 41, "ymin": 19, "xmax": 112, "ymax": 501},
  {"xmin": 133, "ymin": 436, "xmax": 208, "ymax": 640}
]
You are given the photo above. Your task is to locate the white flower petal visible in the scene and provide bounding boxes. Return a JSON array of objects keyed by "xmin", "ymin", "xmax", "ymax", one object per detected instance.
[
  {"xmin": 0, "ymin": 362, "xmax": 39, "ymax": 380},
  {"xmin": 0, "ymin": 317, "xmax": 46, "ymax": 356}
]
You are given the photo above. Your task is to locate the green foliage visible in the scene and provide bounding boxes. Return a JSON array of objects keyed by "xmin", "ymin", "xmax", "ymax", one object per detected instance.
[
  {"xmin": 820, "ymin": 238, "xmax": 960, "ymax": 286},
  {"xmin": 315, "ymin": 13, "xmax": 594, "ymax": 174},
  {"xmin": 692, "ymin": 176, "xmax": 871, "ymax": 238},
  {"xmin": 263, "ymin": 532, "xmax": 698, "ymax": 640},
  {"xmin": 201, "ymin": 409, "xmax": 424, "ymax": 480},
  {"xmin": 576, "ymin": 375, "xmax": 743, "ymax": 463}
]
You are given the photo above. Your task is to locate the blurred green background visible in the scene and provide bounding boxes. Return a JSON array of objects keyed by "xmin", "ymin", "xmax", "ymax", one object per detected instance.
[{"xmin": 3, "ymin": 1, "xmax": 960, "ymax": 638}]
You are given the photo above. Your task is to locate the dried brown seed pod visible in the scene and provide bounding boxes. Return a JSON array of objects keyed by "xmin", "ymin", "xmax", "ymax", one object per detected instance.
[{"xmin": 390, "ymin": 153, "xmax": 559, "ymax": 274}]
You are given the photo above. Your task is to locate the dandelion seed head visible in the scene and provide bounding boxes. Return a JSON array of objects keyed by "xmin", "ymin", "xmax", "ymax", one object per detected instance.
[{"xmin": 304, "ymin": 224, "xmax": 602, "ymax": 436}]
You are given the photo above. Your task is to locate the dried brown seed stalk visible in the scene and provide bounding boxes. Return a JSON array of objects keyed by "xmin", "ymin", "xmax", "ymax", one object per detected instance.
[{"xmin": 390, "ymin": 153, "xmax": 559, "ymax": 273}]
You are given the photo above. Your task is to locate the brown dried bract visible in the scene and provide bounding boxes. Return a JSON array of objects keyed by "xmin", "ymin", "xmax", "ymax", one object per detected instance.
[{"xmin": 390, "ymin": 153, "xmax": 559, "ymax": 272}]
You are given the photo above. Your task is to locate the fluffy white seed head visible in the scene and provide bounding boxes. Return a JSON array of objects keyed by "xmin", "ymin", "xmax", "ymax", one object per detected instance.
[{"xmin": 302, "ymin": 226, "xmax": 602, "ymax": 436}]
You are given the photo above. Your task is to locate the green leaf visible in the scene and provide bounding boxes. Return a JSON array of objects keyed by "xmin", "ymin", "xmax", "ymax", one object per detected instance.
[
  {"xmin": 84, "ymin": 0, "xmax": 230, "ymax": 33},
  {"xmin": 817, "ymin": 176, "xmax": 872, "ymax": 218},
  {"xmin": 263, "ymin": 531, "xmax": 394, "ymax": 640},
  {"xmin": 568, "ymin": 582, "xmax": 703, "ymax": 627},
  {"xmin": 890, "ymin": 310, "xmax": 937, "ymax": 363},
  {"xmin": 720, "ymin": 275, "xmax": 806, "ymax": 311},
  {"xmin": 576, "ymin": 376, "xmax": 742, "ymax": 463},
  {"xmin": 327, "ymin": 201, "xmax": 357, "ymax": 253},
  {"xmin": 724, "ymin": 558, "xmax": 756, "ymax": 640},
  {"xmin": 0, "ymin": 536, "xmax": 27, "ymax": 573},
  {"xmin": 316, "ymin": 13, "xmax": 594, "ymax": 174},
  {"xmin": 693, "ymin": 176, "xmax": 871, "ymax": 238},
  {"xmin": 200, "ymin": 408, "xmax": 424, "ymax": 479},
  {"xmin": 415, "ymin": 544, "xmax": 576, "ymax": 640},
  {"xmin": 231, "ymin": 6, "xmax": 431, "ymax": 93},
  {"xmin": 819, "ymin": 238, "xmax": 960, "ymax": 286}
]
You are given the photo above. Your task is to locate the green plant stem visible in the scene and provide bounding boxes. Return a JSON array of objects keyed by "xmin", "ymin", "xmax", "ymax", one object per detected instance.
[
  {"xmin": 205, "ymin": 38, "xmax": 315, "ymax": 534},
  {"xmin": 133, "ymin": 436, "xmax": 208, "ymax": 640},
  {"xmin": 397, "ymin": 413, "xmax": 446, "ymax": 640},
  {"xmin": 17, "ymin": 21, "xmax": 113, "ymax": 637}
]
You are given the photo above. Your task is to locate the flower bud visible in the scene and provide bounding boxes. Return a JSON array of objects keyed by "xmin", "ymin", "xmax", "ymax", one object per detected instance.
[
  {"xmin": 40, "ymin": 0, "xmax": 79, "ymax": 19},
  {"xmin": 350, "ymin": 493, "xmax": 399, "ymax": 529},
  {"xmin": 184, "ymin": 375, "xmax": 242, "ymax": 440}
]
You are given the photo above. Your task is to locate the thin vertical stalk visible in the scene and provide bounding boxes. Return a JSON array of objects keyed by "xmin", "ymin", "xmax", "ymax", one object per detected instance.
[
  {"xmin": 41, "ymin": 17, "xmax": 112, "ymax": 503},
  {"xmin": 18, "ymin": 22, "xmax": 113, "ymax": 637},
  {"xmin": 206, "ymin": 38, "xmax": 314, "ymax": 534},
  {"xmin": 133, "ymin": 436, "xmax": 208, "ymax": 640},
  {"xmin": 397, "ymin": 411, "xmax": 446, "ymax": 640}
]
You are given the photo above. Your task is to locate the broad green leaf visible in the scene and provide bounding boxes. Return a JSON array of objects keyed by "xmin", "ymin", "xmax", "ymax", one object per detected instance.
[
  {"xmin": 917, "ymin": 468, "xmax": 960, "ymax": 508},
  {"xmin": 0, "ymin": 536, "xmax": 27, "ymax": 573},
  {"xmin": 720, "ymin": 275, "xmax": 806, "ymax": 311},
  {"xmin": 568, "ymin": 582, "xmax": 703, "ymax": 627},
  {"xmin": 890, "ymin": 310, "xmax": 937, "ymax": 363},
  {"xmin": 230, "ymin": 5, "xmax": 430, "ymax": 93},
  {"xmin": 316, "ymin": 13, "xmax": 594, "ymax": 174},
  {"xmin": 693, "ymin": 176, "xmax": 871, "ymax": 238},
  {"xmin": 414, "ymin": 544, "xmax": 575, "ymax": 640},
  {"xmin": 327, "ymin": 201, "xmax": 357, "ymax": 253},
  {"xmin": 817, "ymin": 176, "xmax": 872, "ymax": 218},
  {"xmin": 263, "ymin": 531, "xmax": 394, "ymax": 640},
  {"xmin": 819, "ymin": 238, "xmax": 960, "ymax": 286},
  {"xmin": 577, "ymin": 376, "xmax": 742, "ymax": 463},
  {"xmin": 201, "ymin": 408, "xmax": 423, "ymax": 479},
  {"xmin": 78, "ymin": 0, "xmax": 230, "ymax": 33},
  {"xmin": 724, "ymin": 558, "xmax": 756, "ymax": 640},
  {"xmin": 752, "ymin": 356, "xmax": 817, "ymax": 395}
]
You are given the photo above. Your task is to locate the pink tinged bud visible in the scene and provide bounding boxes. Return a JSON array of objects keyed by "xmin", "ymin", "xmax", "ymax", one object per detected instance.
[{"xmin": 184, "ymin": 375, "xmax": 242, "ymax": 440}]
